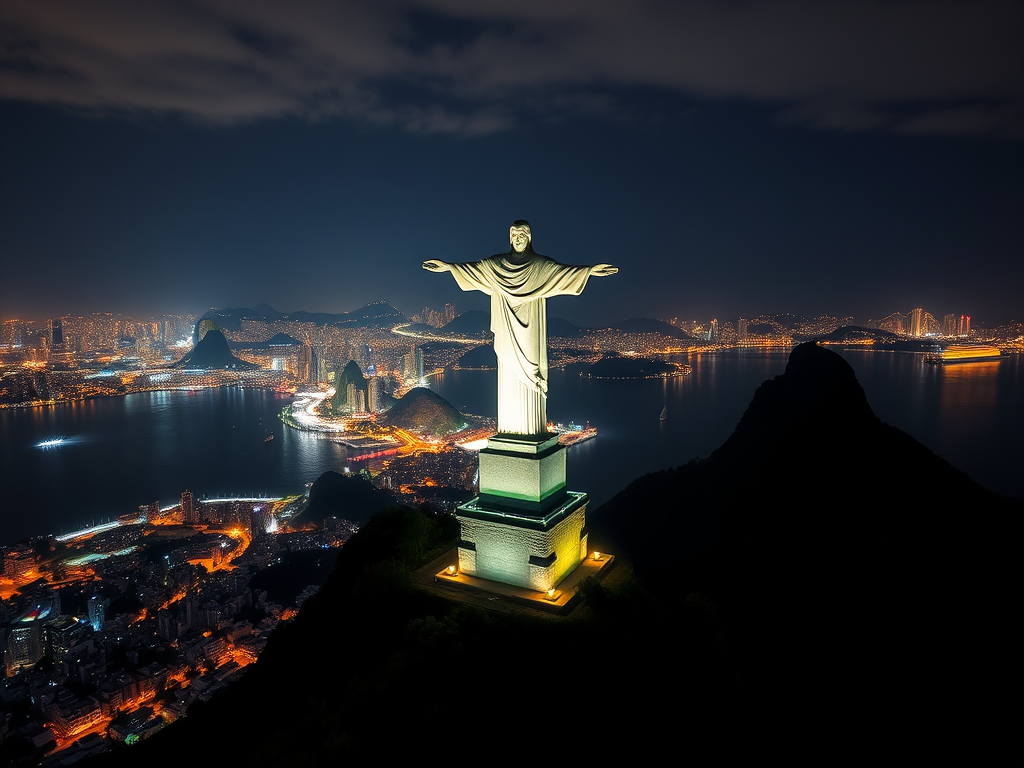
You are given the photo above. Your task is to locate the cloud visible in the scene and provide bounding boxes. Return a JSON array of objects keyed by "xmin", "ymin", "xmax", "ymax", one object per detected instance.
[{"xmin": 1, "ymin": 0, "xmax": 1021, "ymax": 137}]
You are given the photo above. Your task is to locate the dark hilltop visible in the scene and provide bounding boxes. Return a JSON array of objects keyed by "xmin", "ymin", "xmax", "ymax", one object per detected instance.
[
  {"xmin": 169, "ymin": 328, "xmax": 259, "ymax": 370},
  {"xmin": 377, "ymin": 387, "xmax": 469, "ymax": 436},
  {"xmin": 76, "ymin": 343, "xmax": 1018, "ymax": 766}
]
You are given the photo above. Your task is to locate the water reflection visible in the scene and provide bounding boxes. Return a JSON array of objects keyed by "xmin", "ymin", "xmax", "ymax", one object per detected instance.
[{"xmin": 1, "ymin": 351, "xmax": 1019, "ymax": 548}]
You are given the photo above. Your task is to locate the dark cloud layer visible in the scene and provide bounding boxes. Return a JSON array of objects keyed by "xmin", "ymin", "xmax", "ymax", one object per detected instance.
[
  {"xmin": 2, "ymin": 2, "xmax": 1021, "ymax": 327},
  {"xmin": 2, "ymin": 0, "xmax": 1021, "ymax": 137}
]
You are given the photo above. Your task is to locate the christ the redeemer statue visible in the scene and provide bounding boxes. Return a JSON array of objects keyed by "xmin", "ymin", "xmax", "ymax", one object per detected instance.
[{"xmin": 423, "ymin": 220, "xmax": 617, "ymax": 437}]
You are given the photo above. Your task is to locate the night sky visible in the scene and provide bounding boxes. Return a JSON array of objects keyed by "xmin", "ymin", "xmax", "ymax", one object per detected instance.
[{"xmin": 2, "ymin": 1, "xmax": 1021, "ymax": 328}]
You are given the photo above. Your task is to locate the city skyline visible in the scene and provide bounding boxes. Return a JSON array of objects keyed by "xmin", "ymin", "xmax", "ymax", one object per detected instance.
[
  {"xmin": 0, "ymin": 298, "xmax": 1011, "ymax": 342},
  {"xmin": 2, "ymin": 2, "xmax": 1022, "ymax": 327}
]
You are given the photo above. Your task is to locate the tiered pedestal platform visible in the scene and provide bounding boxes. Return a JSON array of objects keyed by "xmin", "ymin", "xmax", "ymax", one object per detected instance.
[{"xmin": 456, "ymin": 433, "xmax": 589, "ymax": 592}]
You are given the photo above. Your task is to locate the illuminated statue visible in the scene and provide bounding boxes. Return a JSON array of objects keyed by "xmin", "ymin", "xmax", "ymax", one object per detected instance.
[{"xmin": 423, "ymin": 220, "xmax": 617, "ymax": 436}]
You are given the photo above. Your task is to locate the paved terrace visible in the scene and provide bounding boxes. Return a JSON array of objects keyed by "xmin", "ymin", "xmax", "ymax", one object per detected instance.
[{"xmin": 413, "ymin": 548, "xmax": 617, "ymax": 616}]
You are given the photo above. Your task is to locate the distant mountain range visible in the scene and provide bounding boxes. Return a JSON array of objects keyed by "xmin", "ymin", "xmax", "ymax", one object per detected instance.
[
  {"xmin": 194, "ymin": 301, "xmax": 408, "ymax": 342},
  {"xmin": 197, "ymin": 301, "xmax": 959, "ymax": 350},
  {"xmin": 196, "ymin": 303, "xmax": 701, "ymax": 342}
]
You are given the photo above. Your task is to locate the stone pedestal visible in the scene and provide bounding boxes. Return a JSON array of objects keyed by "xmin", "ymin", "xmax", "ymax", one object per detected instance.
[{"xmin": 456, "ymin": 432, "xmax": 588, "ymax": 592}]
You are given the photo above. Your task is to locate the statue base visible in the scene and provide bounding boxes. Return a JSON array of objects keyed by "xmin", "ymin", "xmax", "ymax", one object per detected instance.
[
  {"xmin": 457, "ymin": 432, "xmax": 587, "ymax": 592},
  {"xmin": 455, "ymin": 491, "xmax": 589, "ymax": 593}
]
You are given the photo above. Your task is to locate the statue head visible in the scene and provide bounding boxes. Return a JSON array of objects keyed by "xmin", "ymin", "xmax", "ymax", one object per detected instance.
[{"xmin": 509, "ymin": 220, "xmax": 532, "ymax": 254}]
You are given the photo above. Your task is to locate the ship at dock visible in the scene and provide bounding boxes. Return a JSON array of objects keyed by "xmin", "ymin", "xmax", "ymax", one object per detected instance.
[{"xmin": 923, "ymin": 344, "xmax": 1007, "ymax": 365}]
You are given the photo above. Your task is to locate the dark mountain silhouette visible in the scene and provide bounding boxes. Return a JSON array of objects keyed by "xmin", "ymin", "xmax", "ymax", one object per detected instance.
[
  {"xmin": 82, "ymin": 342, "xmax": 1017, "ymax": 766},
  {"xmin": 251, "ymin": 303, "xmax": 284, "ymax": 321},
  {"xmin": 439, "ymin": 309, "xmax": 490, "ymax": 337},
  {"xmin": 584, "ymin": 350, "xmax": 678, "ymax": 378},
  {"xmin": 547, "ymin": 316, "xmax": 584, "ymax": 337},
  {"xmin": 261, "ymin": 332, "xmax": 300, "ymax": 347},
  {"xmin": 612, "ymin": 317, "xmax": 692, "ymax": 339},
  {"xmin": 378, "ymin": 387, "xmax": 467, "ymax": 436},
  {"xmin": 298, "ymin": 470, "xmax": 399, "ymax": 526},
  {"xmin": 797, "ymin": 325, "xmax": 936, "ymax": 350},
  {"xmin": 330, "ymin": 300, "xmax": 407, "ymax": 328},
  {"xmin": 454, "ymin": 343, "xmax": 496, "ymax": 369},
  {"xmin": 192, "ymin": 307, "xmax": 264, "ymax": 338},
  {"xmin": 171, "ymin": 329, "xmax": 259, "ymax": 370},
  {"xmin": 588, "ymin": 341, "xmax": 1019, "ymax": 754}
]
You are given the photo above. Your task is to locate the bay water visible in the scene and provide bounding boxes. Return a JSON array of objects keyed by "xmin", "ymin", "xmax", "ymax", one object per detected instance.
[{"xmin": 1, "ymin": 348, "xmax": 1020, "ymax": 549}]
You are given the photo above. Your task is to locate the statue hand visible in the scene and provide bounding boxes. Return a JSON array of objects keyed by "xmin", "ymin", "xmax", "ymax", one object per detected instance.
[
  {"xmin": 590, "ymin": 263, "xmax": 618, "ymax": 277},
  {"xmin": 422, "ymin": 259, "xmax": 450, "ymax": 273}
]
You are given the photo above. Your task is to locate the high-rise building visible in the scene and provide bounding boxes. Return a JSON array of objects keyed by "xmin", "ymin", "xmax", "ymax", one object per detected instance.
[
  {"xmin": 50, "ymin": 318, "xmax": 64, "ymax": 349},
  {"xmin": 959, "ymin": 314, "xmax": 971, "ymax": 337},
  {"xmin": 368, "ymin": 377, "xmax": 382, "ymax": 414},
  {"xmin": 181, "ymin": 490, "xmax": 197, "ymax": 525},
  {"xmin": 298, "ymin": 342, "xmax": 312, "ymax": 383},
  {"xmin": 909, "ymin": 307, "xmax": 924, "ymax": 337},
  {"xmin": 738, "ymin": 318, "xmax": 748, "ymax": 341},
  {"xmin": 346, "ymin": 382, "xmax": 366, "ymax": 413},
  {"xmin": 444, "ymin": 303, "xmax": 456, "ymax": 325},
  {"xmin": 46, "ymin": 615, "xmax": 83, "ymax": 663},
  {"xmin": 1, "ymin": 319, "xmax": 24, "ymax": 348},
  {"xmin": 312, "ymin": 347, "xmax": 329, "ymax": 384},
  {"xmin": 403, "ymin": 346, "xmax": 424, "ymax": 382},
  {"xmin": 251, "ymin": 506, "xmax": 273, "ymax": 540},
  {"xmin": 87, "ymin": 594, "xmax": 106, "ymax": 632},
  {"xmin": 943, "ymin": 314, "xmax": 958, "ymax": 337},
  {"xmin": 5, "ymin": 605, "xmax": 49, "ymax": 675}
]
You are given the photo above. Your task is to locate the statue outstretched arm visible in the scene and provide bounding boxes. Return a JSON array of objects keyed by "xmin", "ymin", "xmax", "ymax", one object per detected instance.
[
  {"xmin": 589, "ymin": 263, "xmax": 618, "ymax": 277},
  {"xmin": 422, "ymin": 259, "xmax": 451, "ymax": 273}
]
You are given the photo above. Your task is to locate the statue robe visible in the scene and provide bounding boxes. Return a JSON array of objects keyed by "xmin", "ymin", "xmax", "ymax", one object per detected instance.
[{"xmin": 446, "ymin": 252, "xmax": 593, "ymax": 436}]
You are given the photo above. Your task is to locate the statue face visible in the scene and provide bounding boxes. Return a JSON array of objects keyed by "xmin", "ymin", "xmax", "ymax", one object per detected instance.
[{"xmin": 510, "ymin": 226, "xmax": 531, "ymax": 253}]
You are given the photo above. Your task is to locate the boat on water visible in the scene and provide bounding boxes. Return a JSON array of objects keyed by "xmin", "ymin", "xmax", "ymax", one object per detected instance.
[
  {"xmin": 659, "ymin": 406, "xmax": 667, "ymax": 421},
  {"xmin": 923, "ymin": 344, "xmax": 1007, "ymax": 365},
  {"xmin": 264, "ymin": 433, "xmax": 274, "ymax": 443}
]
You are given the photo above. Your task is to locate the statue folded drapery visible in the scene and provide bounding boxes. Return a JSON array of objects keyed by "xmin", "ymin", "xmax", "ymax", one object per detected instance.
[{"xmin": 423, "ymin": 220, "xmax": 617, "ymax": 436}]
